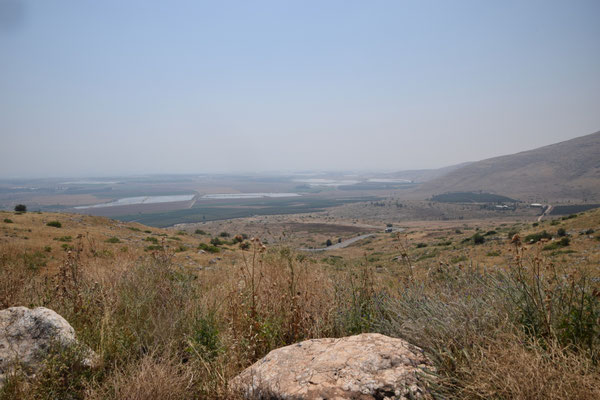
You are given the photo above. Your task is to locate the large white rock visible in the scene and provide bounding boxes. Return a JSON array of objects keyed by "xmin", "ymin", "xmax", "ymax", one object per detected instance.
[
  {"xmin": 0, "ymin": 306, "xmax": 96, "ymax": 386},
  {"xmin": 231, "ymin": 333, "xmax": 433, "ymax": 400}
]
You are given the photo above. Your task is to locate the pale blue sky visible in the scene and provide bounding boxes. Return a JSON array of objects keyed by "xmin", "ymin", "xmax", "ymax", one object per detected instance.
[{"xmin": 1, "ymin": 0, "xmax": 599, "ymax": 177}]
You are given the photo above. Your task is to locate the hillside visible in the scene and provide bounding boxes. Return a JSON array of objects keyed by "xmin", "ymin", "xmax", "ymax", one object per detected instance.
[
  {"xmin": 1, "ymin": 208, "xmax": 600, "ymax": 399},
  {"xmin": 417, "ymin": 130, "xmax": 600, "ymax": 202},
  {"xmin": 389, "ymin": 162, "xmax": 472, "ymax": 183},
  {"xmin": 0, "ymin": 210, "xmax": 237, "ymax": 275}
]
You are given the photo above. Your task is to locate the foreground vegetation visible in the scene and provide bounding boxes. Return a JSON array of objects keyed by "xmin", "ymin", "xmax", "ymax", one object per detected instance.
[{"xmin": 1, "ymin": 210, "xmax": 599, "ymax": 399}]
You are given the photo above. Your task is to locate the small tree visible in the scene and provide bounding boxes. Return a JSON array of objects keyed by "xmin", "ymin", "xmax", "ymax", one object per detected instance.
[
  {"xmin": 14, "ymin": 204, "xmax": 27, "ymax": 212},
  {"xmin": 325, "ymin": 239, "xmax": 333, "ymax": 247}
]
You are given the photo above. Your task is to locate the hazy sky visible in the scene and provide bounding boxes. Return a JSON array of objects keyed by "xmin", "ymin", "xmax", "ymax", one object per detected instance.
[{"xmin": 1, "ymin": 0, "xmax": 599, "ymax": 178}]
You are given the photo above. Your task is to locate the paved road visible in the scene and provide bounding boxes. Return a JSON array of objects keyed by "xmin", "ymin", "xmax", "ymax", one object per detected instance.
[
  {"xmin": 299, "ymin": 228, "xmax": 403, "ymax": 252},
  {"xmin": 299, "ymin": 233, "xmax": 376, "ymax": 252},
  {"xmin": 537, "ymin": 205, "xmax": 553, "ymax": 222}
]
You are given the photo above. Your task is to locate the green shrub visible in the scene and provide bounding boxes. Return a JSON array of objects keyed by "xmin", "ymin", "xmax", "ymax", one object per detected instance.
[
  {"xmin": 3, "ymin": 218, "xmax": 13, "ymax": 223},
  {"xmin": 524, "ymin": 230, "xmax": 552, "ymax": 243},
  {"xmin": 210, "ymin": 237, "xmax": 223, "ymax": 246},
  {"xmin": 198, "ymin": 243, "xmax": 220, "ymax": 253},
  {"xmin": 53, "ymin": 236, "xmax": 72, "ymax": 242},
  {"xmin": 145, "ymin": 236, "xmax": 159, "ymax": 244},
  {"xmin": 106, "ymin": 237, "xmax": 121, "ymax": 243},
  {"xmin": 557, "ymin": 228, "xmax": 566, "ymax": 237},
  {"xmin": 46, "ymin": 221, "xmax": 62, "ymax": 228},
  {"xmin": 194, "ymin": 229, "xmax": 207, "ymax": 235},
  {"xmin": 415, "ymin": 242, "xmax": 427, "ymax": 248},
  {"xmin": 486, "ymin": 250, "xmax": 500, "ymax": 257},
  {"xmin": 472, "ymin": 233, "xmax": 485, "ymax": 244},
  {"xmin": 14, "ymin": 204, "xmax": 26, "ymax": 212},
  {"xmin": 187, "ymin": 313, "xmax": 222, "ymax": 360},
  {"xmin": 219, "ymin": 232, "xmax": 230, "ymax": 238},
  {"xmin": 542, "ymin": 237, "xmax": 570, "ymax": 251},
  {"xmin": 550, "ymin": 219, "xmax": 560, "ymax": 225}
]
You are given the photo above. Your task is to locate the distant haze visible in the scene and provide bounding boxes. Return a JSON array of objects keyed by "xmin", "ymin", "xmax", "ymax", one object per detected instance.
[{"xmin": 1, "ymin": 0, "xmax": 599, "ymax": 178}]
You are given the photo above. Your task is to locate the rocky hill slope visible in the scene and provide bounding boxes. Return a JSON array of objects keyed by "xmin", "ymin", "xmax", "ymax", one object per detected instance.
[{"xmin": 416, "ymin": 130, "xmax": 600, "ymax": 202}]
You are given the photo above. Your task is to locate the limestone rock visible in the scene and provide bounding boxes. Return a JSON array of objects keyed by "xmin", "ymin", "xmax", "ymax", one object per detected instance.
[
  {"xmin": 0, "ymin": 306, "xmax": 97, "ymax": 386},
  {"xmin": 231, "ymin": 333, "xmax": 433, "ymax": 400}
]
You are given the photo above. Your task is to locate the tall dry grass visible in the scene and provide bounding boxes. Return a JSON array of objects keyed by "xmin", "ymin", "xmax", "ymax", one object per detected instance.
[{"xmin": 0, "ymin": 235, "xmax": 598, "ymax": 399}]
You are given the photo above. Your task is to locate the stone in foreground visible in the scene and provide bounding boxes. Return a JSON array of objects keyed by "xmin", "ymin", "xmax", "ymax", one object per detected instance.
[
  {"xmin": 0, "ymin": 306, "xmax": 97, "ymax": 386},
  {"xmin": 231, "ymin": 333, "xmax": 433, "ymax": 400}
]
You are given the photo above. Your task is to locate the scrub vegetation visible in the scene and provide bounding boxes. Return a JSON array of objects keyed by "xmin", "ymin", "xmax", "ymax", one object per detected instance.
[{"xmin": 0, "ymin": 209, "xmax": 599, "ymax": 399}]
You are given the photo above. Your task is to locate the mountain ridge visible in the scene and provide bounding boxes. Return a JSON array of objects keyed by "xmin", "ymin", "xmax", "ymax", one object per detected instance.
[{"xmin": 415, "ymin": 131, "xmax": 600, "ymax": 202}]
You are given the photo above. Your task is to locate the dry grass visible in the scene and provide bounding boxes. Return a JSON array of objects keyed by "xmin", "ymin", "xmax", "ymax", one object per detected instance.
[
  {"xmin": 86, "ymin": 353, "xmax": 198, "ymax": 400},
  {"xmin": 458, "ymin": 336, "xmax": 600, "ymax": 400},
  {"xmin": 1, "ymin": 209, "xmax": 599, "ymax": 399}
]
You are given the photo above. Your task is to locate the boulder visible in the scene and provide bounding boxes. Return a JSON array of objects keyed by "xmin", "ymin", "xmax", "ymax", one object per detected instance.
[
  {"xmin": 0, "ymin": 306, "xmax": 97, "ymax": 386},
  {"xmin": 231, "ymin": 333, "xmax": 433, "ymax": 400}
]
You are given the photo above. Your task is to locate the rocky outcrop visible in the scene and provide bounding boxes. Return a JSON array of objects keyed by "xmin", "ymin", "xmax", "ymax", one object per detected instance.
[
  {"xmin": 231, "ymin": 333, "xmax": 433, "ymax": 400},
  {"xmin": 0, "ymin": 306, "xmax": 97, "ymax": 386}
]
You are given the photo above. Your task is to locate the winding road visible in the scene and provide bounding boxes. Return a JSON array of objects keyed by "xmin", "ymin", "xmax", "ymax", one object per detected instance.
[{"xmin": 299, "ymin": 228, "xmax": 403, "ymax": 252}]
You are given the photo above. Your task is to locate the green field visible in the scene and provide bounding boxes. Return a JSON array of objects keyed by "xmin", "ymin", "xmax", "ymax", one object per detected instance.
[
  {"xmin": 431, "ymin": 192, "xmax": 518, "ymax": 203},
  {"xmin": 114, "ymin": 195, "xmax": 380, "ymax": 227}
]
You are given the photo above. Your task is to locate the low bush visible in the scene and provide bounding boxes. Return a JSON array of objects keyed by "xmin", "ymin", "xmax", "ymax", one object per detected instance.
[
  {"xmin": 472, "ymin": 233, "xmax": 485, "ymax": 244},
  {"xmin": 198, "ymin": 243, "xmax": 220, "ymax": 253},
  {"xmin": 524, "ymin": 230, "xmax": 552, "ymax": 243},
  {"xmin": 543, "ymin": 237, "xmax": 570, "ymax": 251},
  {"xmin": 210, "ymin": 237, "xmax": 223, "ymax": 246},
  {"xmin": 46, "ymin": 221, "xmax": 62, "ymax": 228}
]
